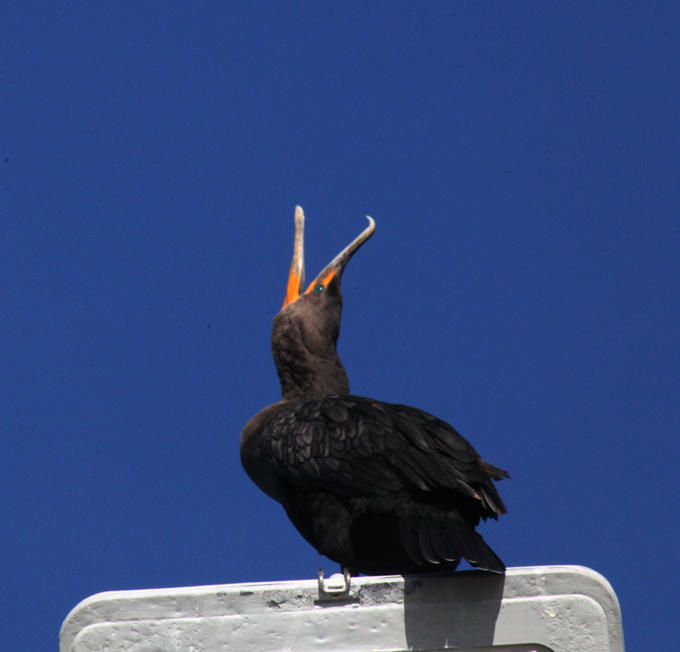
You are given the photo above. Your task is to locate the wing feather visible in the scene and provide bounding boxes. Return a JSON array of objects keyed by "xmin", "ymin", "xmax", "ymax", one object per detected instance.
[{"xmin": 265, "ymin": 395, "xmax": 507, "ymax": 515}]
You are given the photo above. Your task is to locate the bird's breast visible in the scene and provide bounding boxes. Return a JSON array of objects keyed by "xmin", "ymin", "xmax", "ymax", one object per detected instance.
[{"xmin": 240, "ymin": 402, "xmax": 287, "ymax": 503}]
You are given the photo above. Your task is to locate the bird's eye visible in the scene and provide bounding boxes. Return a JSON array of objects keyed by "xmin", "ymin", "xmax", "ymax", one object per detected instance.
[{"xmin": 313, "ymin": 284, "xmax": 324, "ymax": 294}]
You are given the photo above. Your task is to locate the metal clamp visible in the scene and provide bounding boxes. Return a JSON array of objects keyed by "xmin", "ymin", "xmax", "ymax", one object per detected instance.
[{"xmin": 317, "ymin": 568, "xmax": 357, "ymax": 602}]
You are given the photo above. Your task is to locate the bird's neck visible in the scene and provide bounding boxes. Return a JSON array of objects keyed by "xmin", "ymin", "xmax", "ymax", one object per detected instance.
[{"xmin": 273, "ymin": 342, "xmax": 350, "ymax": 402}]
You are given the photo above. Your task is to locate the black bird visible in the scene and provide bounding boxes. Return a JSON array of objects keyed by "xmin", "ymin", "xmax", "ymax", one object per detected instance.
[{"xmin": 241, "ymin": 207, "xmax": 509, "ymax": 577}]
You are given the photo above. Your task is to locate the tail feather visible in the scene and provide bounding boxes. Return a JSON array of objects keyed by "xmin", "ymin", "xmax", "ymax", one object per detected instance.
[
  {"xmin": 399, "ymin": 516, "xmax": 425, "ymax": 565},
  {"xmin": 426, "ymin": 520, "xmax": 458, "ymax": 562},
  {"xmin": 418, "ymin": 519, "xmax": 440, "ymax": 564},
  {"xmin": 445, "ymin": 523, "xmax": 480, "ymax": 563},
  {"xmin": 419, "ymin": 518, "xmax": 505, "ymax": 573},
  {"xmin": 399, "ymin": 513, "xmax": 505, "ymax": 574},
  {"xmin": 452, "ymin": 526, "xmax": 505, "ymax": 573}
]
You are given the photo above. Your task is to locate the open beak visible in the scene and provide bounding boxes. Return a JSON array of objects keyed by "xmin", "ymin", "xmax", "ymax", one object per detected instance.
[
  {"xmin": 282, "ymin": 206, "xmax": 375, "ymax": 309},
  {"xmin": 283, "ymin": 206, "xmax": 306, "ymax": 308}
]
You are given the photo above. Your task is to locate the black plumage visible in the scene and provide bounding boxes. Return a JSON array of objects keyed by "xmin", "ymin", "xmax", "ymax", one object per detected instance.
[{"xmin": 241, "ymin": 207, "xmax": 509, "ymax": 575}]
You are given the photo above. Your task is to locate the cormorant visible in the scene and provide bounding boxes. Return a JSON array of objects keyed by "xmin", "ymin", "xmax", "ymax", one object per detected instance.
[{"xmin": 241, "ymin": 207, "xmax": 509, "ymax": 576}]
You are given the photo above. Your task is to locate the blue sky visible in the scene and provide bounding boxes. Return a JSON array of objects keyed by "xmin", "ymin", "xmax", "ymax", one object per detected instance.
[{"xmin": 2, "ymin": 2, "xmax": 679, "ymax": 650}]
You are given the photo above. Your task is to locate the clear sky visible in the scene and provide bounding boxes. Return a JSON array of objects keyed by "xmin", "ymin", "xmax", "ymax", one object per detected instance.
[{"xmin": 2, "ymin": 2, "xmax": 678, "ymax": 650}]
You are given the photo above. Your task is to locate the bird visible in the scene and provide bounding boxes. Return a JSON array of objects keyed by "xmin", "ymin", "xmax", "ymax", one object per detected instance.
[{"xmin": 241, "ymin": 206, "xmax": 509, "ymax": 579}]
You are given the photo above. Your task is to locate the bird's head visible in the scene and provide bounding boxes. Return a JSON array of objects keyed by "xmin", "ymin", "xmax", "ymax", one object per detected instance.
[{"xmin": 272, "ymin": 206, "xmax": 375, "ymax": 401}]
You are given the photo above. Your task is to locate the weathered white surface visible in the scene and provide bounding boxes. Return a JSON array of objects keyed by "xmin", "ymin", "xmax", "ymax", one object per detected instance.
[{"xmin": 60, "ymin": 565, "xmax": 624, "ymax": 652}]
